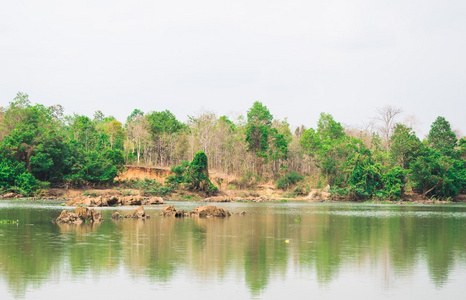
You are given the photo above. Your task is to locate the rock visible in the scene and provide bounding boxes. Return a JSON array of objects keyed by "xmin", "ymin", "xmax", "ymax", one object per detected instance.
[
  {"xmin": 0, "ymin": 192, "xmax": 21, "ymax": 199},
  {"xmin": 203, "ymin": 196, "xmax": 231, "ymax": 202},
  {"xmin": 66, "ymin": 195, "xmax": 162, "ymax": 207},
  {"xmin": 130, "ymin": 206, "xmax": 149, "ymax": 219},
  {"xmin": 119, "ymin": 196, "xmax": 142, "ymax": 206},
  {"xmin": 239, "ymin": 211, "xmax": 246, "ymax": 215},
  {"xmin": 189, "ymin": 205, "xmax": 231, "ymax": 218},
  {"xmin": 162, "ymin": 205, "xmax": 186, "ymax": 217},
  {"xmin": 66, "ymin": 196, "xmax": 91, "ymax": 207},
  {"xmin": 305, "ymin": 189, "xmax": 330, "ymax": 201},
  {"xmin": 142, "ymin": 197, "xmax": 165, "ymax": 205},
  {"xmin": 111, "ymin": 212, "xmax": 123, "ymax": 220},
  {"xmin": 53, "ymin": 207, "xmax": 103, "ymax": 224},
  {"xmin": 75, "ymin": 206, "xmax": 104, "ymax": 222},
  {"xmin": 162, "ymin": 205, "xmax": 230, "ymax": 218},
  {"xmin": 105, "ymin": 196, "xmax": 119, "ymax": 206},
  {"xmin": 53, "ymin": 210, "xmax": 83, "ymax": 224},
  {"xmin": 162, "ymin": 205, "xmax": 176, "ymax": 216}
]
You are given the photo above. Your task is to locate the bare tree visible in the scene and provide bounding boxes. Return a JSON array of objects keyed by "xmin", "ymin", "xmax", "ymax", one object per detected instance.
[
  {"xmin": 375, "ymin": 105, "xmax": 403, "ymax": 150},
  {"xmin": 126, "ymin": 116, "xmax": 150, "ymax": 165}
]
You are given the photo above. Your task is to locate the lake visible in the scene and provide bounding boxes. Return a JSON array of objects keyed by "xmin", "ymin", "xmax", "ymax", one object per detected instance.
[{"xmin": 1, "ymin": 200, "xmax": 465, "ymax": 299}]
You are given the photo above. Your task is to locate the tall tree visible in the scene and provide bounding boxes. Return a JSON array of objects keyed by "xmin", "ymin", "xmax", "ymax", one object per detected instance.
[
  {"xmin": 245, "ymin": 101, "xmax": 273, "ymax": 175},
  {"xmin": 389, "ymin": 124, "xmax": 422, "ymax": 169},
  {"xmin": 428, "ymin": 116, "xmax": 457, "ymax": 157},
  {"xmin": 410, "ymin": 148, "xmax": 464, "ymax": 198},
  {"xmin": 300, "ymin": 113, "xmax": 355, "ymax": 186},
  {"xmin": 125, "ymin": 109, "xmax": 149, "ymax": 165},
  {"xmin": 146, "ymin": 110, "xmax": 186, "ymax": 166}
]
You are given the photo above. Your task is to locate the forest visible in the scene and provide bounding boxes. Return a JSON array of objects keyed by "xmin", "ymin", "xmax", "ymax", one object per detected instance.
[{"xmin": 0, "ymin": 92, "xmax": 465, "ymax": 200}]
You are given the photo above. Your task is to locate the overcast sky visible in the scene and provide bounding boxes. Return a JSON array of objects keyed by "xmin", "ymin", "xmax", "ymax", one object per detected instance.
[{"xmin": 1, "ymin": 0, "xmax": 465, "ymax": 137}]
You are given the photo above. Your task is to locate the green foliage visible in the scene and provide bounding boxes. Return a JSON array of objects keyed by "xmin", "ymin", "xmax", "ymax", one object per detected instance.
[
  {"xmin": 410, "ymin": 148, "xmax": 465, "ymax": 198},
  {"xmin": 146, "ymin": 110, "xmax": 186, "ymax": 135},
  {"xmin": 13, "ymin": 172, "xmax": 41, "ymax": 196},
  {"xmin": 0, "ymin": 93, "xmax": 125, "ymax": 194},
  {"xmin": 166, "ymin": 160, "xmax": 190, "ymax": 188},
  {"xmin": 1, "ymin": 94, "xmax": 464, "ymax": 202},
  {"xmin": 458, "ymin": 138, "xmax": 466, "ymax": 160},
  {"xmin": 428, "ymin": 116, "xmax": 458, "ymax": 157},
  {"xmin": 229, "ymin": 172, "xmax": 263, "ymax": 189},
  {"xmin": 281, "ymin": 182, "xmax": 310, "ymax": 198},
  {"xmin": 329, "ymin": 187, "xmax": 349, "ymax": 197},
  {"xmin": 269, "ymin": 128, "xmax": 289, "ymax": 162},
  {"xmin": 166, "ymin": 151, "xmax": 218, "ymax": 195},
  {"xmin": 379, "ymin": 167, "xmax": 406, "ymax": 200},
  {"xmin": 120, "ymin": 179, "xmax": 173, "ymax": 197},
  {"xmin": 300, "ymin": 114, "xmax": 364, "ymax": 187},
  {"xmin": 245, "ymin": 101, "xmax": 284, "ymax": 175},
  {"xmin": 347, "ymin": 154, "xmax": 383, "ymax": 199},
  {"xmin": 317, "ymin": 113, "xmax": 345, "ymax": 141},
  {"xmin": 390, "ymin": 124, "xmax": 422, "ymax": 169},
  {"xmin": 277, "ymin": 172, "xmax": 304, "ymax": 190},
  {"xmin": 0, "ymin": 219, "xmax": 19, "ymax": 224},
  {"xmin": 218, "ymin": 115, "xmax": 236, "ymax": 131}
]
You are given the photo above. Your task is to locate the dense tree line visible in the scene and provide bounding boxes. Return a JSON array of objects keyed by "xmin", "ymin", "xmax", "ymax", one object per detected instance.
[{"xmin": 1, "ymin": 92, "xmax": 465, "ymax": 199}]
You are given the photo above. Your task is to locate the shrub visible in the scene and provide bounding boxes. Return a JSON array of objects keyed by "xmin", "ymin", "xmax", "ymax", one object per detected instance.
[
  {"xmin": 120, "ymin": 179, "xmax": 173, "ymax": 197},
  {"xmin": 277, "ymin": 172, "xmax": 304, "ymax": 190},
  {"xmin": 166, "ymin": 151, "xmax": 218, "ymax": 196}
]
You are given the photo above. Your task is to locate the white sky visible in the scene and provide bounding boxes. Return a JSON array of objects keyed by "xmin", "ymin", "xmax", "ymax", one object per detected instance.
[{"xmin": 1, "ymin": 0, "xmax": 465, "ymax": 137}]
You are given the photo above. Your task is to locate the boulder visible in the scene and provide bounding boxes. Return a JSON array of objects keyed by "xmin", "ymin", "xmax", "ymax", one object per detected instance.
[
  {"xmin": 129, "ymin": 206, "xmax": 149, "ymax": 219},
  {"xmin": 203, "ymin": 196, "xmax": 231, "ymax": 202},
  {"xmin": 53, "ymin": 210, "xmax": 83, "ymax": 224},
  {"xmin": 105, "ymin": 196, "xmax": 119, "ymax": 206},
  {"xmin": 162, "ymin": 205, "xmax": 186, "ymax": 217},
  {"xmin": 75, "ymin": 206, "xmax": 104, "ymax": 222},
  {"xmin": 53, "ymin": 207, "xmax": 103, "ymax": 224},
  {"xmin": 66, "ymin": 195, "xmax": 163, "ymax": 207},
  {"xmin": 119, "ymin": 196, "xmax": 142, "ymax": 206},
  {"xmin": 142, "ymin": 197, "xmax": 165, "ymax": 205},
  {"xmin": 189, "ymin": 205, "xmax": 231, "ymax": 218},
  {"xmin": 0, "ymin": 192, "xmax": 21, "ymax": 199},
  {"xmin": 111, "ymin": 212, "xmax": 123, "ymax": 220}
]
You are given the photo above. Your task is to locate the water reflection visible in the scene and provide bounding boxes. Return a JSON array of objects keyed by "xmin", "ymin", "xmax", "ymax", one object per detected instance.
[{"xmin": 0, "ymin": 202, "xmax": 465, "ymax": 298}]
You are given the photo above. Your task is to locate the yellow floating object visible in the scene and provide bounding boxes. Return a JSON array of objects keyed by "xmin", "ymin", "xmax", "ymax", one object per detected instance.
[{"xmin": 285, "ymin": 240, "xmax": 290, "ymax": 243}]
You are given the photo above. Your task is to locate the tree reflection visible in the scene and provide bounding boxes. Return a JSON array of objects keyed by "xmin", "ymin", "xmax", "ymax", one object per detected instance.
[{"xmin": 0, "ymin": 205, "xmax": 465, "ymax": 298}]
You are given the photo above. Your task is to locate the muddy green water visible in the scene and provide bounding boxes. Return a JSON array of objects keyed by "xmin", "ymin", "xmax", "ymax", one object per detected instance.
[{"xmin": 0, "ymin": 200, "xmax": 465, "ymax": 299}]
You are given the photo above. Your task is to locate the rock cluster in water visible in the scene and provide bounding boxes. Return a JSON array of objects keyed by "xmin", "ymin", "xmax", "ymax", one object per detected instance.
[
  {"xmin": 66, "ymin": 196, "xmax": 164, "ymax": 207},
  {"xmin": 111, "ymin": 206, "xmax": 149, "ymax": 219},
  {"xmin": 203, "ymin": 196, "xmax": 269, "ymax": 202},
  {"xmin": 162, "ymin": 205, "xmax": 231, "ymax": 218},
  {"xmin": 53, "ymin": 207, "xmax": 104, "ymax": 224}
]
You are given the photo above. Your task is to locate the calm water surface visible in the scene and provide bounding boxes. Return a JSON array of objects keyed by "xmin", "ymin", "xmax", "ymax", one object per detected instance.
[{"xmin": 0, "ymin": 200, "xmax": 465, "ymax": 299}]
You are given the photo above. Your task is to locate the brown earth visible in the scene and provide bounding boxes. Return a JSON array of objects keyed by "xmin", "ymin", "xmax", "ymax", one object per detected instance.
[{"xmin": 116, "ymin": 165, "xmax": 172, "ymax": 183}]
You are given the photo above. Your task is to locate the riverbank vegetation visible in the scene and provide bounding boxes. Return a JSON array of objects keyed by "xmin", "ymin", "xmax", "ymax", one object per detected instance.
[{"xmin": 1, "ymin": 92, "xmax": 465, "ymax": 200}]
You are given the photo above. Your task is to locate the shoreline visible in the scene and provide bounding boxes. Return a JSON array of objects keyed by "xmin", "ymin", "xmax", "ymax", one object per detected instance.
[{"xmin": 1, "ymin": 188, "xmax": 464, "ymax": 205}]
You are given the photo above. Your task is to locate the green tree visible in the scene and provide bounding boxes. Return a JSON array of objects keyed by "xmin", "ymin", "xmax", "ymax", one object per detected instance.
[
  {"xmin": 245, "ymin": 101, "xmax": 274, "ymax": 175},
  {"xmin": 410, "ymin": 148, "xmax": 464, "ymax": 198},
  {"xmin": 146, "ymin": 110, "xmax": 187, "ymax": 166},
  {"xmin": 389, "ymin": 124, "xmax": 422, "ymax": 169},
  {"xmin": 166, "ymin": 151, "xmax": 217, "ymax": 195},
  {"xmin": 146, "ymin": 110, "xmax": 186, "ymax": 135},
  {"xmin": 347, "ymin": 151, "xmax": 383, "ymax": 199},
  {"xmin": 300, "ymin": 113, "xmax": 354, "ymax": 186},
  {"xmin": 428, "ymin": 116, "xmax": 457, "ymax": 157},
  {"xmin": 458, "ymin": 138, "xmax": 466, "ymax": 160}
]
